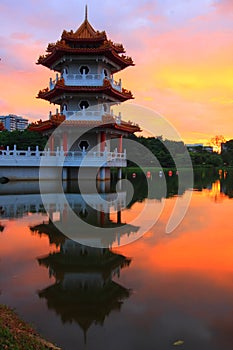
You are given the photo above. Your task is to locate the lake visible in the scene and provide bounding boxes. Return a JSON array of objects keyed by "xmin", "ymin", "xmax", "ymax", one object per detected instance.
[{"xmin": 0, "ymin": 168, "xmax": 233, "ymax": 350}]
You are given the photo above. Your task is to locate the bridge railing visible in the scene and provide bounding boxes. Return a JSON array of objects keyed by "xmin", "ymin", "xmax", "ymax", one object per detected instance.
[{"xmin": 0, "ymin": 145, "xmax": 127, "ymax": 166}]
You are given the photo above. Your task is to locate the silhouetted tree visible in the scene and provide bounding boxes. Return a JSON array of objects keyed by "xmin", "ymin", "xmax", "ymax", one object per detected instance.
[{"xmin": 209, "ymin": 135, "xmax": 226, "ymax": 153}]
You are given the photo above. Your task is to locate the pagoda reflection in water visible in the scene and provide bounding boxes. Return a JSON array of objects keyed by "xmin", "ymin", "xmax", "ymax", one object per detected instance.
[
  {"xmin": 26, "ymin": 179, "xmax": 134, "ymax": 342},
  {"xmin": 33, "ymin": 223, "xmax": 132, "ymax": 342}
]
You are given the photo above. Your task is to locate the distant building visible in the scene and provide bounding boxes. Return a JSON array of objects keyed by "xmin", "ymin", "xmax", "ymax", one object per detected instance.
[
  {"xmin": 0, "ymin": 114, "xmax": 28, "ymax": 131},
  {"xmin": 186, "ymin": 144, "xmax": 203, "ymax": 152},
  {"xmin": 203, "ymin": 146, "xmax": 213, "ymax": 153},
  {"xmin": 186, "ymin": 144, "xmax": 213, "ymax": 153}
]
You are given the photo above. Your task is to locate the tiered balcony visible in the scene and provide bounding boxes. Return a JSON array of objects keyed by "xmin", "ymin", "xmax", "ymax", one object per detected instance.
[
  {"xmin": 64, "ymin": 105, "xmax": 104, "ymax": 121},
  {"xmin": 61, "ymin": 106, "xmax": 121, "ymax": 124},
  {"xmin": 49, "ymin": 72, "xmax": 122, "ymax": 92}
]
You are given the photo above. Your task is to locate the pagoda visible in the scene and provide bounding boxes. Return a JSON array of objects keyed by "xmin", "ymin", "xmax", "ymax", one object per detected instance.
[{"xmin": 30, "ymin": 7, "xmax": 140, "ymax": 180}]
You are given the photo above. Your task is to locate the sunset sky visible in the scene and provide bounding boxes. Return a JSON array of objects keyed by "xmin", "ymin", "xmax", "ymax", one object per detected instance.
[{"xmin": 1, "ymin": 0, "xmax": 233, "ymax": 144}]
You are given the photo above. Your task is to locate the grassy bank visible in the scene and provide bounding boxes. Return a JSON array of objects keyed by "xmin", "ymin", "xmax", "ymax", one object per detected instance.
[{"xmin": 0, "ymin": 305, "xmax": 61, "ymax": 350}]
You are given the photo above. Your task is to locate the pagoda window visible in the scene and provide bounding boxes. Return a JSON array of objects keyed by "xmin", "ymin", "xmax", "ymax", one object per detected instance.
[
  {"xmin": 79, "ymin": 100, "xmax": 89, "ymax": 110},
  {"xmin": 80, "ymin": 65, "xmax": 89, "ymax": 75},
  {"xmin": 79, "ymin": 140, "xmax": 89, "ymax": 150},
  {"xmin": 62, "ymin": 104, "xmax": 68, "ymax": 112}
]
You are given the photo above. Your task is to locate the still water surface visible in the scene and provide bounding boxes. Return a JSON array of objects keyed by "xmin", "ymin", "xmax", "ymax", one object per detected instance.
[{"xmin": 0, "ymin": 169, "xmax": 233, "ymax": 350}]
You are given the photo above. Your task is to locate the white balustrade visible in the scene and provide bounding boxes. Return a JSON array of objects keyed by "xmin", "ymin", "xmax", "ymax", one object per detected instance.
[
  {"xmin": 108, "ymin": 77, "xmax": 122, "ymax": 91},
  {"xmin": 64, "ymin": 106, "xmax": 104, "ymax": 121},
  {"xmin": 66, "ymin": 73, "xmax": 101, "ymax": 84},
  {"xmin": 115, "ymin": 112, "xmax": 121, "ymax": 125},
  {"xmin": 0, "ymin": 145, "xmax": 127, "ymax": 168},
  {"xmin": 61, "ymin": 107, "xmax": 122, "ymax": 125},
  {"xmin": 49, "ymin": 72, "xmax": 122, "ymax": 92},
  {"xmin": 49, "ymin": 73, "xmax": 60, "ymax": 90}
]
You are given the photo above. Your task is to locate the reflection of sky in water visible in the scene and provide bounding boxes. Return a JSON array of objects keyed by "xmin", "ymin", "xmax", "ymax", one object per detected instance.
[{"xmin": 0, "ymin": 175, "xmax": 233, "ymax": 350}]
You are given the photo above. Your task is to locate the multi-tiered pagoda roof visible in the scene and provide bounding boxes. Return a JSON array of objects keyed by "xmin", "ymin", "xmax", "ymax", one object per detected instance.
[
  {"xmin": 37, "ymin": 13, "xmax": 134, "ymax": 73},
  {"xmin": 29, "ymin": 114, "xmax": 140, "ymax": 133}
]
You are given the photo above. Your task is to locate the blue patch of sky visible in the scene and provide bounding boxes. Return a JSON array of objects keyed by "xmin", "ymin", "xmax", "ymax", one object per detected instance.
[
  {"xmin": 1, "ymin": 0, "xmax": 157, "ymax": 40},
  {"xmin": 156, "ymin": 0, "xmax": 215, "ymax": 24}
]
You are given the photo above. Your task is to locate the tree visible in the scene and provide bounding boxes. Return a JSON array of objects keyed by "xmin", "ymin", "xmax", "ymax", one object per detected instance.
[
  {"xmin": 0, "ymin": 130, "xmax": 48, "ymax": 150},
  {"xmin": 209, "ymin": 135, "xmax": 226, "ymax": 153},
  {"xmin": 207, "ymin": 154, "xmax": 223, "ymax": 167},
  {"xmin": 221, "ymin": 139, "xmax": 233, "ymax": 165}
]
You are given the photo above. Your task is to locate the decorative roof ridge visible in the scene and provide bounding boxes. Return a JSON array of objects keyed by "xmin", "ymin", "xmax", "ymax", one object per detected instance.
[
  {"xmin": 61, "ymin": 30, "xmax": 106, "ymax": 42},
  {"xmin": 72, "ymin": 5, "xmax": 105, "ymax": 40},
  {"xmin": 45, "ymin": 37, "xmax": 125, "ymax": 55},
  {"xmin": 108, "ymin": 40, "xmax": 125, "ymax": 53},
  {"xmin": 61, "ymin": 13, "xmax": 106, "ymax": 41},
  {"xmin": 41, "ymin": 41, "xmax": 132, "ymax": 58},
  {"xmin": 29, "ymin": 113, "xmax": 141, "ymax": 133}
]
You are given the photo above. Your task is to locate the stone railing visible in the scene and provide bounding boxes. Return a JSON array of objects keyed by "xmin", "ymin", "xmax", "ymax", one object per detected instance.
[
  {"xmin": 61, "ymin": 107, "xmax": 122, "ymax": 124},
  {"xmin": 49, "ymin": 72, "xmax": 122, "ymax": 92},
  {"xmin": 49, "ymin": 73, "xmax": 60, "ymax": 89},
  {"xmin": 64, "ymin": 106, "xmax": 104, "ymax": 121},
  {"xmin": 0, "ymin": 145, "xmax": 127, "ymax": 168}
]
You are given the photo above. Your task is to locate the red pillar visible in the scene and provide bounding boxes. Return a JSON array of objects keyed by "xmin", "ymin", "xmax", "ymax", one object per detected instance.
[
  {"xmin": 100, "ymin": 131, "xmax": 106, "ymax": 152},
  {"xmin": 49, "ymin": 135, "xmax": 54, "ymax": 153},
  {"xmin": 118, "ymin": 135, "xmax": 123, "ymax": 153},
  {"xmin": 63, "ymin": 132, "xmax": 67, "ymax": 153}
]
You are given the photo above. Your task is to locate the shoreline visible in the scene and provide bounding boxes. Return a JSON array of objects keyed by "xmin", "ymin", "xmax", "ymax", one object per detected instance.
[{"xmin": 0, "ymin": 304, "xmax": 61, "ymax": 350}]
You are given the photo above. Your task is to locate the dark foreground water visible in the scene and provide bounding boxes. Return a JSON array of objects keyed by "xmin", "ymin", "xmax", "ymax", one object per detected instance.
[{"xmin": 0, "ymin": 169, "xmax": 233, "ymax": 350}]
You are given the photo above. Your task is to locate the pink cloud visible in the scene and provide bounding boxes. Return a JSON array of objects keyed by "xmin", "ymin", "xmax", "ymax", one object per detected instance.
[
  {"xmin": 212, "ymin": 0, "xmax": 233, "ymax": 14},
  {"xmin": 0, "ymin": 35, "xmax": 45, "ymax": 72},
  {"xmin": 10, "ymin": 32, "xmax": 33, "ymax": 40}
]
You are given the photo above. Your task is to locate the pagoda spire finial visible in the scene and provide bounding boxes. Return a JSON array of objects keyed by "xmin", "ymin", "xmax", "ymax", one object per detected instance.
[{"xmin": 85, "ymin": 4, "xmax": 88, "ymax": 21}]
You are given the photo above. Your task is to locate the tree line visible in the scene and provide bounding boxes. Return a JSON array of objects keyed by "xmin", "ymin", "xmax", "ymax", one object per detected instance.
[
  {"xmin": 0, "ymin": 130, "xmax": 47, "ymax": 150},
  {"xmin": 126, "ymin": 135, "xmax": 225, "ymax": 168}
]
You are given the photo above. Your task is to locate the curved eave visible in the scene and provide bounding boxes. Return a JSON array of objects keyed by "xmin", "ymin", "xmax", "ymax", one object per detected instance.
[
  {"xmin": 37, "ymin": 47, "xmax": 134, "ymax": 72},
  {"xmin": 29, "ymin": 122, "xmax": 55, "ymax": 132},
  {"xmin": 29, "ymin": 119, "xmax": 140, "ymax": 135},
  {"xmin": 114, "ymin": 123, "xmax": 141, "ymax": 133},
  {"xmin": 37, "ymin": 83, "xmax": 134, "ymax": 102},
  {"xmin": 29, "ymin": 119, "xmax": 64, "ymax": 132},
  {"xmin": 59, "ymin": 121, "xmax": 140, "ymax": 134}
]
